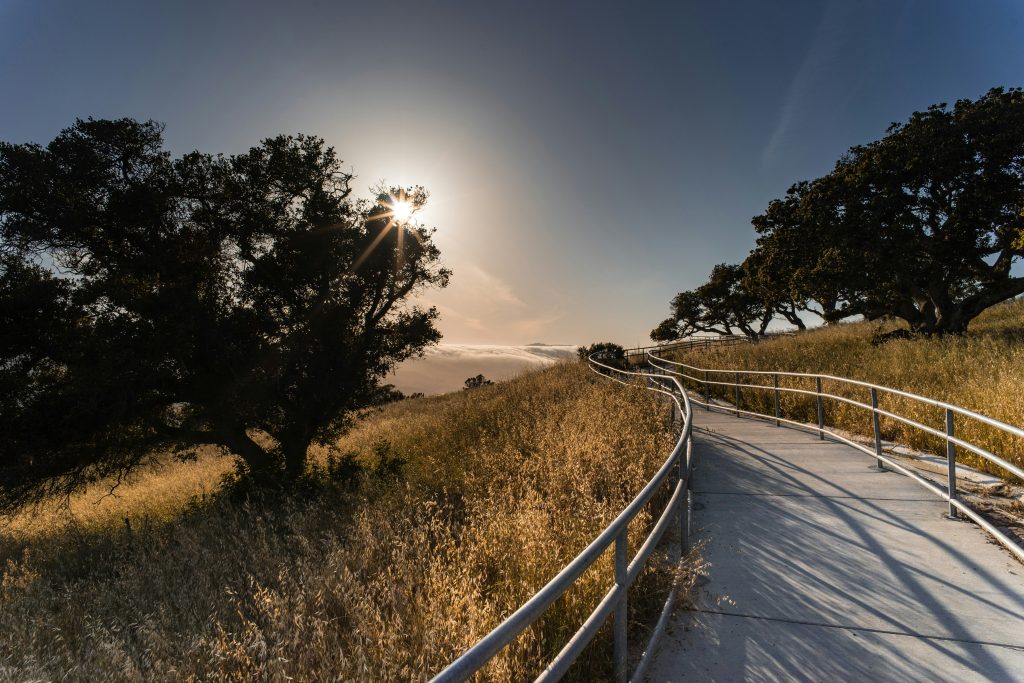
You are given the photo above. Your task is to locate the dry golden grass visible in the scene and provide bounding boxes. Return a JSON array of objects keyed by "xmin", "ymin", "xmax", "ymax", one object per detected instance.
[
  {"xmin": 0, "ymin": 361, "xmax": 686, "ymax": 681},
  {"xmin": 668, "ymin": 298, "xmax": 1024, "ymax": 478}
]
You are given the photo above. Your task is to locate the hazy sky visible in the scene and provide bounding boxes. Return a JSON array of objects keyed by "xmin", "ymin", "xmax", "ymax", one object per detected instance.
[{"xmin": 3, "ymin": 1, "xmax": 1023, "ymax": 347}]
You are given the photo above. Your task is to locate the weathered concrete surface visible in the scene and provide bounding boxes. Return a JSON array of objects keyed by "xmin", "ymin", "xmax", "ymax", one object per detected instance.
[{"xmin": 648, "ymin": 409, "xmax": 1024, "ymax": 682}]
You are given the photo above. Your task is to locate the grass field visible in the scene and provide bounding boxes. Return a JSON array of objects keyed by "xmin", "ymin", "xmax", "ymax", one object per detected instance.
[
  {"xmin": 0, "ymin": 362, "xmax": 690, "ymax": 681},
  {"xmin": 666, "ymin": 298, "xmax": 1024, "ymax": 479}
]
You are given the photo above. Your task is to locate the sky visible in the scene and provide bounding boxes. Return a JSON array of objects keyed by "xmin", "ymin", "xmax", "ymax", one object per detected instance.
[{"xmin": 2, "ymin": 0, "xmax": 1024, "ymax": 352}]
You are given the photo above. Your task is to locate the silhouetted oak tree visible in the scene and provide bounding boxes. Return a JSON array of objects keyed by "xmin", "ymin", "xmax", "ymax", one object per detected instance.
[
  {"xmin": 651, "ymin": 264, "xmax": 773, "ymax": 342},
  {"xmin": 753, "ymin": 87, "xmax": 1024, "ymax": 334},
  {"xmin": 576, "ymin": 342, "xmax": 627, "ymax": 368},
  {"xmin": 0, "ymin": 118, "xmax": 449, "ymax": 509},
  {"xmin": 740, "ymin": 243, "xmax": 809, "ymax": 330},
  {"xmin": 750, "ymin": 178, "xmax": 868, "ymax": 325},
  {"xmin": 463, "ymin": 374, "xmax": 494, "ymax": 389}
]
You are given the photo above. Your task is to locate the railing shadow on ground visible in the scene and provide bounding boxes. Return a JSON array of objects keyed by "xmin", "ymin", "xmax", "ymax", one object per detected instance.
[
  {"xmin": 646, "ymin": 351, "xmax": 1024, "ymax": 564},
  {"xmin": 677, "ymin": 421, "xmax": 1024, "ymax": 681},
  {"xmin": 429, "ymin": 357, "xmax": 694, "ymax": 683}
]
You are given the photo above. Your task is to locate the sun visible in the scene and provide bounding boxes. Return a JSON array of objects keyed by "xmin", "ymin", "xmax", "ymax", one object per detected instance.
[{"xmin": 391, "ymin": 198, "xmax": 415, "ymax": 224}]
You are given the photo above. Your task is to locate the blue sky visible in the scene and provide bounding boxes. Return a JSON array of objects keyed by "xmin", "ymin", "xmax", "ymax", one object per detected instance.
[{"xmin": 2, "ymin": 0, "xmax": 1023, "ymax": 347}]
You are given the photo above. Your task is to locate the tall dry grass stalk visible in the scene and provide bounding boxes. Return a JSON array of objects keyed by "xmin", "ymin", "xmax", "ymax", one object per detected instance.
[
  {"xmin": 0, "ymin": 362, "xmax": 684, "ymax": 681},
  {"xmin": 669, "ymin": 299, "xmax": 1024, "ymax": 478}
]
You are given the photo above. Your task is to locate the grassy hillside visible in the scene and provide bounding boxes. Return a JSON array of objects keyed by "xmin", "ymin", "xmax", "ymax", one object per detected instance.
[
  {"xmin": 667, "ymin": 298, "xmax": 1024, "ymax": 478},
  {"xmin": 0, "ymin": 362, "xmax": 686, "ymax": 681}
]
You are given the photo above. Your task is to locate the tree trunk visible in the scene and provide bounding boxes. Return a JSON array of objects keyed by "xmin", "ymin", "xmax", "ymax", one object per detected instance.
[
  {"xmin": 931, "ymin": 277, "xmax": 1024, "ymax": 335},
  {"xmin": 926, "ymin": 303, "xmax": 977, "ymax": 335},
  {"xmin": 785, "ymin": 303, "xmax": 807, "ymax": 330},
  {"xmin": 281, "ymin": 437, "xmax": 310, "ymax": 481},
  {"xmin": 221, "ymin": 428, "xmax": 280, "ymax": 480}
]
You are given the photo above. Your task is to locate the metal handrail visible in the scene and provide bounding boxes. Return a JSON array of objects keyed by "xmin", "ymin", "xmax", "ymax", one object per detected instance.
[
  {"xmin": 430, "ymin": 357, "xmax": 694, "ymax": 683},
  {"xmin": 623, "ymin": 330, "xmax": 799, "ymax": 364},
  {"xmin": 647, "ymin": 350, "xmax": 1024, "ymax": 563},
  {"xmin": 623, "ymin": 334, "xmax": 748, "ymax": 364}
]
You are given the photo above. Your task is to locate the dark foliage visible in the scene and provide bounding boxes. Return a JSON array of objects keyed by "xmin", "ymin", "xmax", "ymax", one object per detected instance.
[
  {"xmin": 576, "ymin": 342, "xmax": 627, "ymax": 369},
  {"xmin": 0, "ymin": 118, "xmax": 449, "ymax": 510},
  {"xmin": 651, "ymin": 263, "xmax": 775, "ymax": 342},
  {"xmin": 463, "ymin": 374, "xmax": 494, "ymax": 389},
  {"xmin": 368, "ymin": 383, "xmax": 407, "ymax": 406}
]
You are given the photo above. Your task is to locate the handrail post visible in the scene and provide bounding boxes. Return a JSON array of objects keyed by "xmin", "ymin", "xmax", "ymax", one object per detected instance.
[
  {"xmin": 681, "ymin": 424, "xmax": 692, "ymax": 554},
  {"xmin": 676, "ymin": 439, "xmax": 686, "ymax": 558},
  {"xmin": 613, "ymin": 530, "xmax": 628, "ymax": 683},
  {"xmin": 871, "ymin": 387, "xmax": 884, "ymax": 470},
  {"xmin": 946, "ymin": 408, "xmax": 957, "ymax": 518},
  {"xmin": 815, "ymin": 376, "xmax": 824, "ymax": 440},
  {"xmin": 734, "ymin": 371, "xmax": 740, "ymax": 417},
  {"xmin": 704, "ymin": 370, "xmax": 710, "ymax": 411},
  {"xmin": 773, "ymin": 373, "xmax": 780, "ymax": 427}
]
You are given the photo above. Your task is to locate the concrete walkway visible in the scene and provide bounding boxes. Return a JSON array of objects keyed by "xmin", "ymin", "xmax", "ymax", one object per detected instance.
[{"xmin": 648, "ymin": 408, "xmax": 1024, "ymax": 682}]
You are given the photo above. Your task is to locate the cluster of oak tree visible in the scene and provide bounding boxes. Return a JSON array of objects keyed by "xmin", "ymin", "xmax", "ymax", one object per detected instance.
[
  {"xmin": 653, "ymin": 88, "xmax": 1024, "ymax": 342},
  {"xmin": 576, "ymin": 342, "xmax": 626, "ymax": 369}
]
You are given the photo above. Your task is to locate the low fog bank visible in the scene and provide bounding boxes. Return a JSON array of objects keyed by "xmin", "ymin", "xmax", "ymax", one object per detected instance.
[{"xmin": 390, "ymin": 344, "xmax": 578, "ymax": 395}]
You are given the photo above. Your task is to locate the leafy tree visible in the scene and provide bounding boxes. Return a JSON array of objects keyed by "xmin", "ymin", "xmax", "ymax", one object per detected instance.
[
  {"xmin": 749, "ymin": 178, "xmax": 865, "ymax": 324},
  {"xmin": 576, "ymin": 342, "xmax": 626, "ymax": 368},
  {"xmin": 463, "ymin": 374, "xmax": 494, "ymax": 389},
  {"xmin": 368, "ymin": 384, "xmax": 406, "ymax": 406},
  {"xmin": 740, "ymin": 243, "xmax": 809, "ymax": 330},
  {"xmin": 752, "ymin": 87, "xmax": 1024, "ymax": 334},
  {"xmin": 651, "ymin": 263, "xmax": 773, "ymax": 342},
  {"xmin": 0, "ymin": 118, "xmax": 450, "ymax": 510}
]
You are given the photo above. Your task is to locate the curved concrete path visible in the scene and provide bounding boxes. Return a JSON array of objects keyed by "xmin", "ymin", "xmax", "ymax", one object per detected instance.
[{"xmin": 648, "ymin": 408, "xmax": 1024, "ymax": 682}]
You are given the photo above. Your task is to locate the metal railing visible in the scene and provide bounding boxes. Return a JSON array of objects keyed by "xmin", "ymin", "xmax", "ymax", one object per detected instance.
[
  {"xmin": 647, "ymin": 351, "xmax": 1024, "ymax": 563},
  {"xmin": 430, "ymin": 356, "xmax": 694, "ymax": 683},
  {"xmin": 623, "ymin": 331, "xmax": 799, "ymax": 366},
  {"xmin": 623, "ymin": 334, "xmax": 748, "ymax": 365}
]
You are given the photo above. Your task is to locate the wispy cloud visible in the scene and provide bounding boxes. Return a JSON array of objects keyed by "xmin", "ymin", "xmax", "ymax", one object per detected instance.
[
  {"xmin": 762, "ymin": 1, "xmax": 849, "ymax": 167},
  {"xmin": 430, "ymin": 303, "xmax": 487, "ymax": 332},
  {"xmin": 417, "ymin": 266, "xmax": 565, "ymax": 343},
  {"xmin": 468, "ymin": 265, "xmax": 527, "ymax": 308},
  {"xmin": 512, "ymin": 310, "xmax": 566, "ymax": 339}
]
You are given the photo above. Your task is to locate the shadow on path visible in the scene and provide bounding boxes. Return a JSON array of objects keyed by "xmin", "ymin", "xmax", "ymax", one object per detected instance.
[{"xmin": 648, "ymin": 409, "xmax": 1024, "ymax": 682}]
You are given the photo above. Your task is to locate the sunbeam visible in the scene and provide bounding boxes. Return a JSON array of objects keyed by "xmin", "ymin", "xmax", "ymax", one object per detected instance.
[{"xmin": 351, "ymin": 218, "xmax": 395, "ymax": 272}]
